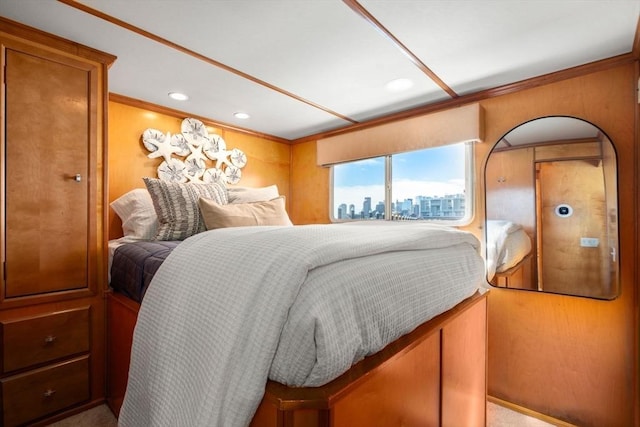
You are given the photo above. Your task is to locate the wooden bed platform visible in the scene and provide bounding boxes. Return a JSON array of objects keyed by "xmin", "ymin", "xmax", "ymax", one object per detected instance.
[
  {"xmin": 491, "ymin": 253, "xmax": 535, "ymax": 290},
  {"xmin": 107, "ymin": 290, "xmax": 487, "ymax": 427}
]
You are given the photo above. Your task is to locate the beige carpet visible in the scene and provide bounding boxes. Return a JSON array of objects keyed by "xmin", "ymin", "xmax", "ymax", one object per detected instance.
[
  {"xmin": 487, "ymin": 402, "xmax": 555, "ymax": 427},
  {"xmin": 46, "ymin": 402, "xmax": 556, "ymax": 426},
  {"xmin": 47, "ymin": 405, "xmax": 117, "ymax": 427}
]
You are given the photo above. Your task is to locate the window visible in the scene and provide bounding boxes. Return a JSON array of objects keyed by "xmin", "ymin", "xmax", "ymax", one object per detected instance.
[{"xmin": 331, "ymin": 142, "xmax": 473, "ymax": 223}]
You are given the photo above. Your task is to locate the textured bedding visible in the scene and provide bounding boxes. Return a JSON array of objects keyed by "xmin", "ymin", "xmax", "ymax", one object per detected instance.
[
  {"xmin": 119, "ymin": 223, "xmax": 484, "ymax": 427},
  {"xmin": 110, "ymin": 240, "xmax": 179, "ymax": 303},
  {"xmin": 486, "ymin": 220, "xmax": 532, "ymax": 280}
]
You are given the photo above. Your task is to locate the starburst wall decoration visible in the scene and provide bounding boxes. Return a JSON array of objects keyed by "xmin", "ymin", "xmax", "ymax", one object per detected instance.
[{"xmin": 142, "ymin": 118, "xmax": 247, "ymax": 184}]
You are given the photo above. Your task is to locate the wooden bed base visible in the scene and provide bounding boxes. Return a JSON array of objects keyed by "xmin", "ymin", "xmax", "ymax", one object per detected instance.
[
  {"xmin": 107, "ymin": 290, "xmax": 487, "ymax": 427},
  {"xmin": 491, "ymin": 254, "xmax": 535, "ymax": 290}
]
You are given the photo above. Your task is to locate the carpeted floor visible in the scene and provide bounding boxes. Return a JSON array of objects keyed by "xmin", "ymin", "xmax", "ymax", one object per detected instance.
[
  {"xmin": 47, "ymin": 405, "xmax": 117, "ymax": 427},
  {"xmin": 487, "ymin": 402, "xmax": 555, "ymax": 427},
  {"xmin": 46, "ymin": 402, "xmax": 556, "ymax": 426}
]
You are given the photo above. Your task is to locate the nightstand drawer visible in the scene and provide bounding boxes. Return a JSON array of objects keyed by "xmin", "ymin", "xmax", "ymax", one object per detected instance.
[
  {"xmin": 1, "ymin": 355, "xmax": 89, "ymax": 427},
  {"xmin": 1, "ymin": 307, "xmax": 90, "ymax": 373}
]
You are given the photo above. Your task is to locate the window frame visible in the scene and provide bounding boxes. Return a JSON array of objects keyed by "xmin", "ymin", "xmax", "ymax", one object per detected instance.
[{"xmin": 329, "ymin": 142, "xmax": 475, "ymax": 225}]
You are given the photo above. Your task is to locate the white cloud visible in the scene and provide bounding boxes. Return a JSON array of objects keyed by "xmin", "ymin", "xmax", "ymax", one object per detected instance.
[{"xmin": 392, "ymin": 179, "xmax": 464, "ymax": 201}]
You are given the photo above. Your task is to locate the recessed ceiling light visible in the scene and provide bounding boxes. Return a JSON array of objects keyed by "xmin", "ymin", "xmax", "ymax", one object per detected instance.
[
  {"xmin": 234, "ymin": 112, "xmax": 250, "ymax": 119},
  {"xmin": 385, "ymin": 78, "xmax": 414, "ymax": 92},
  {"xmin": 168, "ymin": 92, "xmax": 189, "ymax": 101}
]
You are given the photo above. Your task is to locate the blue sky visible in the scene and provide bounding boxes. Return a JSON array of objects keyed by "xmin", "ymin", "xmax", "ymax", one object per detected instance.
[{"xmin": 333, "ymin": 143, "xmax": 466, "ymax": 211}]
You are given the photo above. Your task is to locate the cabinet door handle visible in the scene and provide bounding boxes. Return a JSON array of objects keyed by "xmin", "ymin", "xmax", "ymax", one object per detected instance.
[
  {"xmin": 73, "ymin": 174, "xmax": 82, "ymax": 182},
  {"xmin": 44, "ymin": 335, "xmax": 57, "ymax": 344},
  {"xmin": 43, "ymin": 389, "xmax": 56, "ymax": 398}
]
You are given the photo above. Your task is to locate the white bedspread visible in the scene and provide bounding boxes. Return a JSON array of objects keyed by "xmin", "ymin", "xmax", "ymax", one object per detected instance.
[
  {"xmin": 119, "ymin": 223, "xmax": 483, "ymax": 427},
  {"xmin": 486, "ymin": 220, "xmax": 532, "ymax": 280}
]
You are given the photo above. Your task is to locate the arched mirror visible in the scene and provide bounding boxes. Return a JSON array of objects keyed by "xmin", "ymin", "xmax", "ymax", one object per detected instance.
[{"xmin": 485, "ymin": 116, "xmax": 619, "ymax": 299}]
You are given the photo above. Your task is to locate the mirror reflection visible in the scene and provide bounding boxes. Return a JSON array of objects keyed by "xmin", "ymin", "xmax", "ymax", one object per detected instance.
[{"xmin": 485, "ymin": 116, "xmax": 619, "ymax": 299}]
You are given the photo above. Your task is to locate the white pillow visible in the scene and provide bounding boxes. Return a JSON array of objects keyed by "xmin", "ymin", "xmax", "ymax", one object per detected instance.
[
  {"xmin": 227, "ymin": 185, "xmax": 280, "ymax": 204},
  {"xmin": 110, "ymin": 188, "xmax": 158, "ymax": 240},
  {"xmin": 198, "ymin": 196, "xmax": 293, "ymax": 229}
]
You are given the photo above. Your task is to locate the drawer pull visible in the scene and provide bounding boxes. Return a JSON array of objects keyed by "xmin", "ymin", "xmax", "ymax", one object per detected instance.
[
  {"xmin": 43, "ymin": 389, "xmax": 56, "ymax": 398},
  {"xmin": 44, "ymin": 335, "xmax": 57, "ymax": 344}
]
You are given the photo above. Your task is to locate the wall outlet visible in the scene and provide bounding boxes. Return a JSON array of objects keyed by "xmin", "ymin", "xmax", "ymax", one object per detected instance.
[{"xmin": 580, "ymin": 237, "xmax": 599, "ymax": 247}]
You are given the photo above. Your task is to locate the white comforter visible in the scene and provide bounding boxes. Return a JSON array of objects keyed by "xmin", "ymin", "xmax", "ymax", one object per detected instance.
[
  {"xmin": 485, "ymin": 220, "xmax": 532, "ymax": 280},
  {"xmin": 119, "ymin": 223, "xmax": 483, "ymax": 427}
]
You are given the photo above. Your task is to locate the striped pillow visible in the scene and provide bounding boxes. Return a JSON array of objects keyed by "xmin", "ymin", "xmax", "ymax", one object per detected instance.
[{"xmin": 143, "ymin": 177, "xmax": 228, "ymax": 240}]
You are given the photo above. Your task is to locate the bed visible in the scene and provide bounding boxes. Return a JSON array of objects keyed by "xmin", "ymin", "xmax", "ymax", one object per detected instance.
[
  {"xmin": 485, "ymin": 220, "xmax": 533, "ymax": 289},
  {"xmin": 106, "ymin": 185, "xmax": 488, "ymax": 427}
]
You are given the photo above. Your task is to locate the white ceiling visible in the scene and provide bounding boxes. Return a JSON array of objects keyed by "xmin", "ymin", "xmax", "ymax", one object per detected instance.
[
  {"xmin": 1, "ymin": 0, "xmax": 639, "ymax": 141},
  {"xmin": 496, "ymin": 116, "xmax": 601, "ymax": 149}
]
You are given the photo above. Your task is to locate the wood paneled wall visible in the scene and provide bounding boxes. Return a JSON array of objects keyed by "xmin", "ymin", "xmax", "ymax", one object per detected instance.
[
  {"xmin": 289, "ymin": 64, "xmax": 637, "ymax": 426},
  {"xmin": 107, "ymin": 101, "xmax": 291, "ymax": 239}
]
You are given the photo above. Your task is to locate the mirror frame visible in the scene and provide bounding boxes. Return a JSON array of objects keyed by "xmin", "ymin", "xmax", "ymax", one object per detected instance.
[{"xmin": 484, "ymin": 115, "xmax": 620, "ymax": 300}]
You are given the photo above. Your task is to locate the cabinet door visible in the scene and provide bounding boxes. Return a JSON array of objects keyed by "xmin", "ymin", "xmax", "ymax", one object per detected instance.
[
  {"xmin": 441, "ymin": 296, "xmax": 487, "ymax": 427},
  {"xmin": 3, "ymin": 47, "xmax": 94, "ymax": 297}
]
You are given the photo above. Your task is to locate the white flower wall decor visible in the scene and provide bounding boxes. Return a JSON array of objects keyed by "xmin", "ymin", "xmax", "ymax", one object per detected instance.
[{"xmin": 142, "ymin": 118, "xmax": 247, "ymax": 184}]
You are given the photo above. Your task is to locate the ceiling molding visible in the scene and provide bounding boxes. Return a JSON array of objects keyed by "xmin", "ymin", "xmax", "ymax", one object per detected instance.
[
  {"xmin": 109, "ymin": 93, "xmax": 291, "ymax": 144},
  {"xmin": 633, "ymin": 15, "xmax": 640, "ymax": 59},
  {"xmin": 57, "ymin": 0, "xmax": 359, "ymax": 125},
  {"xmin": 343, "ymin": 0, "xmax": 458, "ymax": 98},
  {"xmin": 0, "ymin": 15, "xmax": 116, "ymax": 65},
  {"xmin": 294, "ymin": 52, "xmax": 637, "ymax": 144},
  {"xmin": 21, "ymin": 0, "xmax": 640, "ymax": 144}
]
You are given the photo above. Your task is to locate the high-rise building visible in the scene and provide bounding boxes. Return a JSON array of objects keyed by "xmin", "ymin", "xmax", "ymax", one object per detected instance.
[
  {"xmin": 337, "ymin": 203, "xmax": 347, "ymax": 219},
  {"xmin": 363, "ymin": 197, "xmax": 371, "ymax": 217}
]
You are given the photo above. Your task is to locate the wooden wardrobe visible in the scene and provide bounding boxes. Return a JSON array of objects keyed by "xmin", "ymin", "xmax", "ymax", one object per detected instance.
[{"xmin": 0, "ymin": 18, "xmax": 114, "ymax": 426}]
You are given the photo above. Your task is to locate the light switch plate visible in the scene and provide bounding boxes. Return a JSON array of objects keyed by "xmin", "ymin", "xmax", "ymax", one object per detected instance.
[{"xmin": 580, "ymin": 237, "xmax": 599, "ymax": 247}]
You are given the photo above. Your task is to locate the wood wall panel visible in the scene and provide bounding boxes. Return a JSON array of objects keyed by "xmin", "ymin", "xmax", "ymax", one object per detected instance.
[
  {"xmin": 480, "ymin": 65, "xmax": 636, "ymax": 427},
  {"xmin": 289, "ymin": 141, "xmax": 330, "ymax": 225},
  {"xmin": 331, "ymin": 331, "xmax": 440, "ymax": 427},
  {"xmin": 107, "ymin": 101, "xmax": 291, "ymax": 239},
  {"xmin": 485, "ymin": 147, "xmax": 536, "ymax": 234},
  {"xmin": 441, "ymin": 297, "xmax": 487, "ymax": 427},
  {"xmin": 290, "ymin": 64, "xmax": 637, "ymax": 426},
  {"xmin": 538, "ymin": 160, "xmax": 609, "ymax": 297}
]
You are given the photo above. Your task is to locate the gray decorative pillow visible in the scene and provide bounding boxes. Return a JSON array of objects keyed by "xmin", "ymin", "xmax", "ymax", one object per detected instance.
[{"xmin": 143, "ymin": 177, "xmax": 228, "ymax": 240}]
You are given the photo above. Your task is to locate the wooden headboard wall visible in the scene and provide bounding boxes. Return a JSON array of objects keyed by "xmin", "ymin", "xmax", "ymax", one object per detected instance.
[{"xmin": 107, "ymin": 100, "xmax": 292, "ymax": 240}]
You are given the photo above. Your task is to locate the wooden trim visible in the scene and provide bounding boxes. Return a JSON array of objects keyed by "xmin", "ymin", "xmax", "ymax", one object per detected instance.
[
  {"xmin": 108, "ymin": 290, "xmax": 487, "ymax": 426},
  {"xmin": 108, "ymin": 93, "xmax": 291, "ymax": 145},
  {"xmin": 634, "ymin": 59, "xmax": 640, "ymax": 427},
  {"xmin": 316, "ymin": 103, "xmax": 483, "ymax": 166},
  {"xmin": 632, "ymin": 15, "xmax": 640, "ymax": 59},
  {"xmin": 0, "ymin": 16, "xmax": 115, "ymax": 65},
  {"xmin": 492, "ymin": 137, "xmax": 600, "ymax": 153},
  {"xmin": 260, "ymin": 292, "xmax": 485, "ymax": 410},
  {"xmin": 58, "ymin": 0, "xmax": 358, "ymax": 125},
  {"xmin": 342, "ymin": 0, "xmax": 457, "ymax": 98},
  {"xmin": 294, "ymin": 53, "xmax": 638, "ymax": 144},
  {"xmin": 488, "ymin": 396, "xmax": 577, "ymax": 427}
]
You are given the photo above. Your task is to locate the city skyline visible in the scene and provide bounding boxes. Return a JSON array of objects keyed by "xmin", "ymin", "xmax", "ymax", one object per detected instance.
[
  {"xmin": 333, "ymin": 143, "xmax": 467, "ymax": 217},
  {"xmin": 335, "ymin": 192, "xmax": 466, "ymax": 220}
]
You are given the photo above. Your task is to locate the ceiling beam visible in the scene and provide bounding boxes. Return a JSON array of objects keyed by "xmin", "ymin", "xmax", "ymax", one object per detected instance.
[
  {"xmin": 296, "ymin": 52, "xmax": 637, "ymax": 144},
  {"xmin": 57, "ymin": 0, "xmax": 359, "ymax": 125},
  {"xmin": 342, "ymin": 0, "xmax": 458, "ymax": 98}
]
